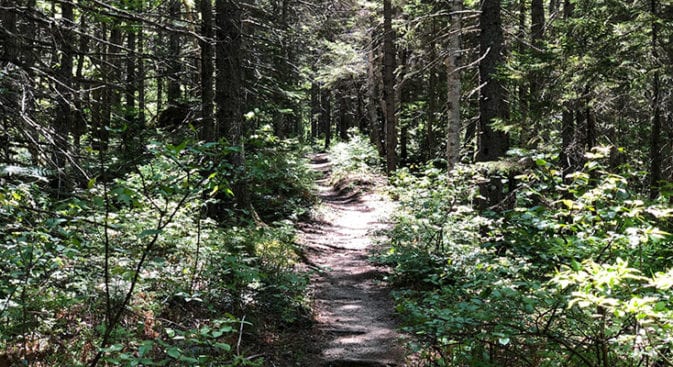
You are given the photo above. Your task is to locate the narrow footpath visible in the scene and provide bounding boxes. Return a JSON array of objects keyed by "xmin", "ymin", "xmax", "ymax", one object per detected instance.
[{"xmin": 296, "ymin": 153, "xmax": 405, "ymax": 366}]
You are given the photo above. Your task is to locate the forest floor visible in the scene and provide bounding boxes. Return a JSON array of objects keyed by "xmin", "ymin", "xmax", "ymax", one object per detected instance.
[{"xmin": 280, "ymin": 153, "xmax": 407, "ymax": 366}]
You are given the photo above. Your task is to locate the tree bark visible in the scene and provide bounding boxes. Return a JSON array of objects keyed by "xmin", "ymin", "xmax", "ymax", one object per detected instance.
[
  {"xmin": 650, "ymin": 0, "xmax": 662, "ymax": 199},
  {"xmin": 200, "ymin": 0, "xmax": 216, "ymax": 141},
  {"xmin": 216, "ymin": 0, "xmax": 249, "ymax": 209},
  {"xmin": 367, "ymin": 30, "xmax": 384, "ymax": 157},
  {"xmin": 530, "ymin": 0, "xmax": 545, "ymax": 141},
  {"xmin": 167, "ymin": 0, "xmax": 182, "ymax": 103},
  {"xmin": 338, "ymin": 86, "xmax": 349, "ymax": 141},
  {"xmin": 320, "ymin": 87, "xmax": 331, "ymax": 149},
  {"xmin": 476, "ymin": 0, "xmax": 509, "ymax": 162},
  {"xmin": 382, "ymin": 0, "xmax": 397, "ymax": 173},
  {"xmin": 446, "ymin": 0, "xmax": 462, "ymax": 169},
  {"xmin": 51, "ymin": 0, "xmax": 74, "ymax": 195},
  {"xmin": 310, "ymin": 82, "xmax": 320, "ymax": 140}
]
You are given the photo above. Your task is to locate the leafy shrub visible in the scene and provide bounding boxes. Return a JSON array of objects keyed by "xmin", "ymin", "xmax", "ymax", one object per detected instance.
[
  {"xmin": 329, "ymin": 131, "xmax": 382, "ymax": 179},
  {"xmin": 0, "ymin": 138, "xmax": 313, "ymax": 366},
  {"xmin": 383, "ymin": 148, "xmax": 673, "ymax": 366}
]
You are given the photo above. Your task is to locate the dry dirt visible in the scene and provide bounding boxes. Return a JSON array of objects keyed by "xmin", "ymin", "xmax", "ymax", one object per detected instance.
[{"xmin": 291, "ymin": 153, "xmax": 406, "ymax": 366}]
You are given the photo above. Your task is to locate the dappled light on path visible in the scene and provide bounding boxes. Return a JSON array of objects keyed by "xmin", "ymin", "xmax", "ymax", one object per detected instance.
[{"xmin": 297, "ymin": 153, "xmax": 405, "ymax": 366}]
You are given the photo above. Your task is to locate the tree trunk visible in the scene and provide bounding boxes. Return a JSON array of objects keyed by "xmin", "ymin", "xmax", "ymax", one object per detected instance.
[
  {"xmin": 320, "ymin": 87, "xmax": 331, "ymax": 149},
  {"xmin": 518, "ymin": 0, "xmax": 528, "ymax": 145},
  {"xmin": 446, "ymin": 0, "xmax": 462, "ymax": 169},
  {"xmin": 338, "ymin": 86, "xmax": 349, "ymax": 141},
  {"xmin": 51, "ymin": 0, "xmax": 74, "ymax": 195},
  {"xmin": 650, "ymin": 0, "xmax": 662, "ymax": 199},
  {"xmin": 530, "ymin": 0, "xmax": 545, "ymax": 141},
  {"xmin": 216, "ymin": 0, "xmax": 249, "ymax": 209},
  {"xmin": 122, "ymin": 27, "xmax": 141, "ymax": 162},
  {"xmin": 0, "ymin": 0, "xmax": 19, "ymax": 64},
  {"xmin": 476, "ymin": 0, "xmax": 509, "ymax": 162},
  {"xmin": 367, "ymin": 30, "xmax": 384, "ymax": 157},
  {"xmin": 382, "ymin": 0, "xmax": 397, "ymax": 173},
  {"xmin": 310, "ymin": 82, "xmax": 320, "ymax": 140},
  {"xmin": 200, "ymin": 0, "xmax": 216, "ymax": 141},
  {"xmin": 167, "ymin": 0, "xmax": 182, "ymax": 103},
  {"xmin": 560, "ymin": 107, "xmax": 575, "ymax": 174}
]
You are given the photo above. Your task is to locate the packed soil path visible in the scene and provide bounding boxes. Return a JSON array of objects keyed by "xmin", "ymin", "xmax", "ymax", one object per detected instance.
[{"xmin": 296, "ymin": 153, "xmax": 405, "ymax": 366}]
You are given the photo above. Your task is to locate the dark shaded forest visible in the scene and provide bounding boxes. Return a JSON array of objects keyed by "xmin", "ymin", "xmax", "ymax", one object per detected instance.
[{"xmin": 1, "ymin": 0, "xmax": 673, "ymax": 365}]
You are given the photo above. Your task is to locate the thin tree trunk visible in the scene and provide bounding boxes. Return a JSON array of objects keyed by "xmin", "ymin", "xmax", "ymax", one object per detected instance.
[
  {"xmin": 446, "ymin": 0, "xmax": 462, "ymax": 169},
  {"xmin": 367, "ymin": 31, "xmax": 384, "ymax": 156},
  {"xmin": 52, "ymin": 0, "xmax": 74, "ymax": 195},
  {"xmin": 320, "ymin": 87, "xmax": 331, "ymax": 149},
  {"xmin": 310, "ymin": 82, "xmax": 320, "ymax": 140},
  {"xmin": 339, "ymin": 86, "xmax": 349, "ymax": 141},
  {"xmin": 200, "ymin": 0, "xmax": 215, "ymax": 141},
  {"xmin": 167, "ymin": 0, "xmax": 182, "ymax": 103},
  {"xmin": 650, "ymin": 0, "xmax": 662, "ymax": 199},
  {"xmin": 530, "ymin": 0, "xmax": 545, "ymax": 141},
  {"xmin": 382, "ymin": 0, "xmax": 397, "ymax": 173},
  {"xmin": 518, "ymin": 0, "xmax": 528, "ymax": 145},
  {"xmin": 426, "ymin": 26, "xmax": 437, "ymax": 161}
]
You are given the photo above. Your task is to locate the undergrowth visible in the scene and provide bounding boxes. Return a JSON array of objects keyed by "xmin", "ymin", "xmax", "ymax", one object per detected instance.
[
  {"xmin": 328, "ymin": 131, "xmax": 383, "ymax": 191},
  {"xmin": 381, "ymin": 147, "xmax": 673, "ymax": 366},
  {"xmin": 0, "ymin": 127, "xmax": 314, "ymax": 366}
]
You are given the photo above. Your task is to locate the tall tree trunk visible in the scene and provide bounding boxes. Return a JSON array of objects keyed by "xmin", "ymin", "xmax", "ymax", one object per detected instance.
[
  {"xmin": 200, "ymin": 0, "xmax": 215, "ymax": 141},
  {"xmin": 122, "ymin": 27, "xmax": 140, "ymax": 162},
  {"xmin": 382, "ymin": 0, "xmax": 397, "ymax": 173},
  {"xmin": 476, "ymin": 0, "xmax": 509, "ymax": 162},
  {"xmin": 367, "ymin": 31, "xmax": 384, "ymax": 157},
  {"xmin": 167, "ymin": 0, "xmax": 182, "ymax": 103},
  {"xmin": 425, "ymin": 24, "xmax": 438, "ymax": 161},
  {"xmin": 216, "ymin": 0, "xmax": 249, "ymax": 209},
  {"xmin": 446, "ymin": 0, "xmax": 462, "ymax": 169},
  {"xmin": 530, "ymin": 0, "xmax": 545, "ymax": 141},
  {"xmin": 338, "ymin": 86, "xmax": 349, "ymax": 141},
  {"xmin": 137, "ymin": 16, "xmax": 145, "ymax": 129},
  {"xmin": 52, "ymin": 0, "xmax": 74, "ymax": 195},
  {"xmin": 560, "ymin": 108, "xmax": 575, "ymax": 173},
  {"xmin": 310, "ymin": 82, "xmax": 320, "ymax": 140},
  {"xmin": 0, "ymin": 0, "xmax": 19, "ymax": 64},
  {"xmin": 518, "ymin": 0, "xmax": 528, "ymax": 145},
  {"xmin": 650, "ymin": 0, "xmax": 662, "ymax": 199},
  {"xmin": 356, "ymin": 85, "xmax": 367, "ymax": 133},
  {"xmin": 320, "ymin": 87, "xmax": 331, "ymax": 149}
]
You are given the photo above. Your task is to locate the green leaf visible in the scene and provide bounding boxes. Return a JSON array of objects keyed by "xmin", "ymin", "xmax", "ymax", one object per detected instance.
[
  {"xmin": 166, "ymin": 347, "xmax": 181, "ymax": 359},
  {"xmin": 213, "ymin": 342, "xmax": 231, "ymax": 351}
]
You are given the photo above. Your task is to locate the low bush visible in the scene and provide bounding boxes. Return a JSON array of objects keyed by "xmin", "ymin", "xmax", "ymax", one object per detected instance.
[
  {"xmin": 0, "ymin": 136, "xmax": 313, "ymax": 366},
  {"xmin": 382, "ymin": 148, "xmax": 673, "ymax": 366}
]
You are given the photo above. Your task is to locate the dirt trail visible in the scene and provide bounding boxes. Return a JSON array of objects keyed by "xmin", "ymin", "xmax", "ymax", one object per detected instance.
[{"xmin": 296, "ymin": 153, "xmax": 405, "ymax": 366}]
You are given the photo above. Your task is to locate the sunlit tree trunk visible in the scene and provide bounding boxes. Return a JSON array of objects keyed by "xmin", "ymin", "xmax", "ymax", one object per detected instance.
[
  {"xmin": 446, "ymin": 0, "xmax": 462, "ymax": 169},
  {"xmin": 382, "ymin": 0, "xmax": 397, "ymax": 173}
]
